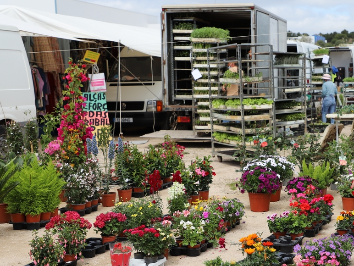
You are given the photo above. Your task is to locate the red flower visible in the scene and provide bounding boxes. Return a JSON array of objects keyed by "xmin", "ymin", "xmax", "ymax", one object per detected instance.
[
  {"xmin": 294, "ymin": 143, "xmax": 299, "ymax": 149},
  {"xmin": 323, "ymin": 194, "xmax": 334, "ymax": 203},
  {"xmin": 152, "ymin": 200, "xmax": 156, "ymax": 204},
  {"xmin": 352, "ymin": 191, "xmax": 354, "ymax": 197},
  {"xmin": 212, "ymin": 172, "xmax": 216, "ymax": 176},
  {"xmin": 262, "ymin": 241, "xmax": 273, "ymax": 246},
  {"xmin": 82, "ymin": 64, "xmax": 86, "ymax": 68},
  {"xmin": 253, "ymin": 140, "xmax": 259, "ymax": 145},
  {"xmin": 261, "ymin": 142, "xmax": 268, "ymax": 147},
  {"xmin": 154, "ymin": 233, "xmax": 160, "ymax": 238},
  {"xmin": 219, "ymin": 237, "xmax": 226, "ymax": 249},
  {"xmin": 216, "ymin": 206, "xmax": 224, "ymax": 212}
]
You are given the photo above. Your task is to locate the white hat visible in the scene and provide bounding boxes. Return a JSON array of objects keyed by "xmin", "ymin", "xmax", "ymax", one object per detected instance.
[{"xmin": 321, "ymin": 74, "xmax": 331, "ymax": 80}]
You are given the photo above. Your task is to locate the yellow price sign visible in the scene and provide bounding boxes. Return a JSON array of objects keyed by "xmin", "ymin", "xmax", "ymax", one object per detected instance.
[{"xmin": 83, "ymin": 50, "xmax": 100, "ymax": 64}]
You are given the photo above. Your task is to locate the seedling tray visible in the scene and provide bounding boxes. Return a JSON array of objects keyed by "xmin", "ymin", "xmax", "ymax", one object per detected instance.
[
  {"xmin": 10, "ymin": 220, "xmax": 48, "ymax": 231},
  {"xmin": 304, "ymin": 222, "xmax": 323, "ymax": 237},
  {"xmin": 170, "ymin": 245, "xmax": 188, "ymax": 256},
  {"xmin": 25, "ymin": 260, "xmax": 77, "ymax": 266},
  {"xmin": 263, "ymin": 235, "xmax": 303, "ymax": 253}
]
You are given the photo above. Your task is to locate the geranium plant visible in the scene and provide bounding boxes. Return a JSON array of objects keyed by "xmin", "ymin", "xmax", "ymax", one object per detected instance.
[
  {"xmin": 266, "ymin": 211, "xmax": 289, "ymax": 233},
  {"xmin": 45, "ymin": 211, "xmax": 91, "ymax": 258},
  {"xmin": 180, "ymin": 219, "xmax": 205, "ymax": 247},
  {"xmin": 93, "ymin": 212, "xmax": 127, "ymax": 236},
  {"xmin": 236, "ymin": 167, "xmax": 280, "ymax": 194},
  {"xmin": 29, "ymin": 230, "xmax": 65, "ymax": 266},
  {"xmin": 285, "ymin": 176, "xmax": 319, "ymax": 194},
  {"xmin": 190, "ymin": 155, "xmax": 216, "ymax": 191},
  {"xmin": 283, "ymin": 212, "xmax": 310, "ymax": 234}
]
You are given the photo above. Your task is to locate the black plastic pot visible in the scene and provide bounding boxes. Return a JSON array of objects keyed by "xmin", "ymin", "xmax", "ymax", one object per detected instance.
[
  {"xmin": 134, "ymin": 252, "xmax": 145, "ymax": 259},
  {"xmin": 40, "ymin": 220, "xmax": 49, "ymax": 228},
  {"xmin": 82, "ymin": 248, "xmax": 96, "ymax": 258},
  {"xmin": 207, "ymin": 242, "xmax": 213, "ymax": 248},
  {"xmin": 170, "ymin": 246, "xmax": 187, "ymax": 256},
  {"xmin": 132, "ymin": 191, "xmax": 145, "ymax": 198},
  {"xmin": 158, "ymin": 254, "xmax": 164, "ymax": 260},
  {"xmin": 13, "ymin": 223, "xmax": 24, "ymax": 230},
  {"xmin": 91, "ymin": 205, "xmax": 98, "ymax": 212},
  {"xmin": 105, "ymin": 241, "xmax": 115, "ymax": 250},
  {"xmin": 144, "ymin": 256, "xmax": 158, "ymax": 264},
  {"xmin": 186, "ymin": 246, "xmax": 201, "ymax": 257},
  {"xmin": 26, "ymin": 222, "xmax": 40, "ymax": 230},
  {"xmin": 86, "ymin": 237, "xmax": 102, "ymax": 243},
  {"xmin": 84, "ymin": 207, "xmax": 92, "ymax": 214},
  {"xmin": 60, "ymin": 207, "xmax": 68, "ymax": 214},
  {"xmin": 201, "ymin": 243, "xmax": 207, "ymax": 252},
  {"xmin": 94, "ymin": 244, "xmax": 106, "ymax": 254},
  {"xmin": 116, "ymin": 236, "xmax": 128, "ymax": 242}
]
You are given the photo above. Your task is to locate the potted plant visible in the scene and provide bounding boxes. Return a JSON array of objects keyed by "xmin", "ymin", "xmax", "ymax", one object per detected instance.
[
  {"xmin": 45, "ymin": 211, "xmax": 92, "ymax": 262},
  {"xmin": 236, "ymin": 167, "xmax": 280, "ymax": 212},
  {"xmin": 300, "ymin": 160, "xmax": 334, "ymax": 195},
  {"xmin": 146, "ymin": 170, "xmax": 162, "ymax": 194},
  {"xmin": 180, "ymin": 219, "xmax": 205, "ymax": 248},
  {"xmin": 154, "ymin": 220, "xmax": 176, "ymax": 259},
  {"xmin": 109, "ymin": 242, "xmax": 132, "ymax": 266},
  {"xmin": 124, "ymin": 144, "xmax": 146, "ymax": 192},
  {"xmin": 191, "ymin": 156, "xmax": 215, "ymax": 201},
  {"xmin": 93, "ymin": 212, "xmax": 127, "ymax": 244},
  {"xmin": 167, "ymin": 182, "xmax": 189, "ymax": 214},
  {"xmin": 201, "ymin": 201, "xmax": 225, "ymax": 246},
  {"xmin": 285, "ymin": 176, "xmax": 319, "ymax": 195},
  {"xmin": 266, "ymin": 211, "xmax": 290, "ymax": 238},
  {"xmin": 0, "ymin": 159, "xmax": 19, "ymax": 223},
  {"xmin": 29, "ymin": 230, "xmax": 65, "ymax": 266},
  {"xmin": 335, "ymin": 212, "xmax": 352, "ymax": 235},
  {"xmin": 283, "ymin": 212, "xmax": 310, "ymax": 240},
  {"xmin": 336, "ymin": 173, "xmax": 354, "ymax": 210}
]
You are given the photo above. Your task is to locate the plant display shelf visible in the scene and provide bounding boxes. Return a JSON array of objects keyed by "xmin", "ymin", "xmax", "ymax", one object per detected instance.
[
  {"xmin": 192, "ymin": 48, "xmax": 227, "ymax": 53},
  {"xmin": 276, "ymin": 120, "xmax": 305, "ymax": 126},
  {"xmin": 310, "ymin": 81, "xmax": 323, "ymax": 85},
  {"xmin": 195, "ymin": 125, "xmax": 209, "ymax": 130},
  {"xmin": 219, "ymin": 77, "xmax": 263, "ymax": 84},
  {"xmin": 199, "ymin": 71, "xmax": 219, "ymax": 76},
  {"xmin": 174, "ymin": 57, "xmax": 190, "ymax": 61},
  {"xmin": 196, "ymin": 109, "xmax": 210, "ymax": 113},
  {"xmin": 175, "ymin": 95, "xmax": 193, "ymax": 99},
  {"xmin": 326, "ymin": 114, "xmax": 354, "ymax": 120},
  {"xmin": 172, "ymin": 29, "xmax": 193, "ymax": 34},
  {"xmin": 213, "ymin": 113, "xmax": 271, "ymax": 121},
  {"xmin": 213, "ymin": 105, "xmax": 272, "ymax": 111},
  {"xmin": 199, "ymin": 117, "xmax": 217, "ymax": 121},
  {"xmin": 191, "ymin": 38, "xmax": 227, "ymax": 43},
  {"xmin": 174, "ymin": 45, "xmax": 192, "ymax": 50},
  {"xmin": 274, "ymin": 64, "xmax": 302, "ymax": 69},
  {"xmin": 197, "ymin": 102, "xmax": 209, "ymax": 106}
]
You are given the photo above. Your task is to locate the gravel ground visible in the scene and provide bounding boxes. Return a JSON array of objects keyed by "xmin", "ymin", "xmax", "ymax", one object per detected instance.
[{"xmin": 0, "ymin": 125, "xmax": 352, "ymax": 266}]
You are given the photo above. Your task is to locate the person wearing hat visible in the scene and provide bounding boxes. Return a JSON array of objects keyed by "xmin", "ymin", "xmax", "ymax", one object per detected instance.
[{"xmin": 321, "ymin": 73, "xmax": 337, "ymax": 124}]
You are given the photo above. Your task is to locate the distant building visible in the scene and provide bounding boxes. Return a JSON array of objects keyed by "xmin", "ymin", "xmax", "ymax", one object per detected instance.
[{"xmin": 287, "ymin": 35, "xmax": 327, "ymax": 44}]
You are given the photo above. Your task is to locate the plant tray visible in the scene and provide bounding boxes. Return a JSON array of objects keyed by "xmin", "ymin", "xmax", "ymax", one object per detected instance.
[
  {"xmin": 174, "ymin": 45, "xmax": 192, "ymax": 50},
  {"xmin": 326, "ymin": 113, "xmax": 354, "ymax": 119},
  {"xmin": 195, "ymin": 79, "xmax": 217, "ymax": 83},
  {"xmin": 200, "ymin": 117, "xmax": 217, "ymax": 121},
  {"xmin": 197, "ymin": 102, "xmax": 209, "ymax": 106},
  {"xmin": 193, "ymin": 64, "xmax": 219, "ymax": 68},
  {"xmin": 25, "ymin": 260, "xmax": 77, "ymax": 266},
  {"xmin": 129, "ymin": 258, "xmax": 166, "ymax": 266},
  {"xmin": 60, "ymin": 207, "xmax": 68, "ymax": 214},
  {"xmin": 172, "ymin": 29, "xmax": 193, "ymax": 34},
  {"xmin": 304, "ymin": 222, "xmax": 323, "ymax": 237},
  {"xmin": 170, "ymin": 246, "xmax": 188, "ymax": 256},
  {"xmin": 263, "ymin": 235, "xmax": 304, "ymax": 254},
  {"xmin": 132, "ymin": 191, "xmax": 145, "ymax": 198},
  {"xmin": 116, "ymin": 236, "xmax": 128, "ymax": 242},
  {"xmin": 174, "ymin": 36, "xmax": 190, "ymax": 41},
  {"xmin": 40, "ymin": 220, "xmax": 50, "ymax": 228},
  {"xmin": 82, "ymin": 247, "xmax": 96, "ymax": 258},
  {"xmin": 12, "ymin": 222, "xmax": 24, "ymax": 230},
  {"xmin": 84, "ymin": 207, "xmax": 92, "ymax": 214},
  {"xmin": 275, "ymin": 106, "xmax": 302, "ymax": 114},
  {"xmin": 174, "ymin": 57, "xmax": 190, "ymax": 61},
  {"xmin": 201, "ymin": 243, "xmax": 208, "ymax": 252},
  {"xmin": 209, "ymin": 124, "xmax": 230, "ymax": 131},
  {"xmin": 276, "ymin": 120, "xmax": 304, "ymax": 126},
  {"xmin": 194, "ymin": 87, "xmax": 218, "ymax": 90},
  {"xmin": 91, "ymin": 204, "xmax": 99, "ymax": 212},
  {"xmin": 175, "ymin": 95, "xmax": 193, "ymax": 99},
  {"xmin": 186, "ymin": 246, "xmax": 201, "ymax": 257},
  {"xmin": 195, "ymin": 57, "xmax": 216, "ymax": 60},
  {"xmin": 229, "ymin": 127, "xmax": 269, "ymax": 134},
  {"xmin": 161, "ymin": 181, "xmax": 173, "ymax": 190},
  {"xmin": 196, "ymin": 109, "xmax": 210, "ymax": 113},
  {"xmin": 191, "ymin": 38, "xmax": 227, "ymax": 43},
  {"xmin": 199, "ymin": 71, "xmax": 219, "ymax": 76},
  {"xmin": 226, "ymin": 114, "xmax": 271, "ymax": 121},
  {"xmin": 195, "ymin": 125, "xmax": 209, "ymax": 130}
]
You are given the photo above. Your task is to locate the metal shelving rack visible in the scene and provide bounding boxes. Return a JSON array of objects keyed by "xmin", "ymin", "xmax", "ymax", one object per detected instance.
[
  {"xmin": 209, "ymin": 43, "xmax": 274, "ymax": 162},
  {"xmin": 343, "ymin": 82, "xmax": 354, "ymax": 105},
  {"xmin": 273, "ymin": 53, "xmax": 307, "ymax": 137}
]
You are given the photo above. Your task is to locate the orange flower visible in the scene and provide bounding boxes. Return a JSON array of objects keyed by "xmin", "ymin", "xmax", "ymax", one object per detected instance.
[
  {"xmin": 244, "ymin": 248, "xmax": 255, "ymax": 255},
  {"xmin": 239, "ymin": 237, "xmax": 247, "ymax": 242},
  {"xmin": 246, "ymin": 239, "xmax": 254, "ymax": 246}
]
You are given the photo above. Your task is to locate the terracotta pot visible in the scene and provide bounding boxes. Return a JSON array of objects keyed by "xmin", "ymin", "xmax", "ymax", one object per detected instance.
[
  {"xmin": 11, "ymin": 213, "xmax": 25, "ymax": 223},
  {"xmin": 190, "ymin": 194, "xmax": 200, "ymax": 205},
  {"xmin": 70, "ymin": 203, "xmax": 86, "ymax": 210},
  {"xmin": 92, "ymin": 199, "xmax": 99, "ymax": 205},
  {"xmin": 111, "ymin": 176, "xmax": 119, "ymax": 181},
  {"xmin": 51, "ymin": 208, "xmax": 59, "ymax": 217},
  {"xmin": 342, "ymin": 197, "xmax": 354, "ymax": 211},
  {"xmin": 101, "ymin": 192, "xmax": 116, "ymax": 207},
  {"xmin": 59, "ymin": 189, "xmax": 67, "ymax": 202},
  {"xmin": 85, "ymin": 201, "xmax": 92, "ymax": 208},
  {"xmin": 176, "ymin": 237, "xmax": 183, "ymax": 247},
  {"xmin": 248, "ymin": 192, "xmax": 271, "ymax": 212},
  {"xmin": 117, "ymin": 188, "xmax": 132, "ymax": 202},
  {"xmin": 163, "ymin": 177, "xmax": 172, "ymax": 183},
  {"xmin": 351, "ymin": 228, "xmax": 354, "ymax": 234},
  {"xmin": 159, "ymin": 180, "xmax": 163, "ymax": 187},
  {"xmin": 164, "ymin": 248, "xmax": 169, "ymax": 260},
  {"xmin": 133, "ymin": 187, "xmax": 144, "ymax": 193},
  {"xmin": 337, "ymin": 229, "xmax": 348, "ymax": 236},
  {"xmin": 40, "ymin": 212, "xmax": 52, "ymax": 221},
  {"xmin": 0, "ymin": 203, "xmax": 10, "ymax": 224},
  {"xmin": 188, "ymin": 244, "xmax": 201, "ymax": 249},
  {"xmin": 188, "ymin": 198, "xmax": 192, "ymax": 205},
  {"xmin": 64, "ymin": 254, "xmax": 76, "ymax": 262},
  {"xmin": 320, "ymin": 188, "xmax": 327, "ymax": 196},
  {"xmin": 102, "ymin": 235, "xmax": 116, "ymax": 244},
  {"xmin": 289, "ymin": 232, "xmax": 304, "ymax": 240},
  {"xmin": 305, "ymin": 226, "xmax": 314, "ymax": 230},
  {"xmin": 273, "ymin": 232, "xmax": 286, "ymax": 239},
  {"xmin": 26, "ymin": 214, "xmax": 41, "ymax": 223},
  {"xmin": 199, "ymin": 190, "xmax": 209, "ymax": 201},
  {"xmin": 201, "ymin": 239, "xmax": 206, "ymax": 244},
  {"xmin": 270, "ymin": 183, "xmax": 282, "ymax": 202}
]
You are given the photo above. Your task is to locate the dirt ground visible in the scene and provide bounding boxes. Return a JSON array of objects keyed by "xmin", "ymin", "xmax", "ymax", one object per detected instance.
[{"xmin": 0, "ymin": 125, "xmax": 353, "ymax": 266}]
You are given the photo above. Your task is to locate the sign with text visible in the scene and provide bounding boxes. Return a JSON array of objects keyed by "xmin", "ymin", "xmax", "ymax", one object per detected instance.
[
  {"xmin": 83, "ymin": 50, "xmax": 100, "ymax": 64},
  {"xmin": 89, "ymin": 73, "xmax": 106, "ymax": 92},
  {"xmin": 83, "ymin": 92, "xmax": 110, "ymax": 138}
]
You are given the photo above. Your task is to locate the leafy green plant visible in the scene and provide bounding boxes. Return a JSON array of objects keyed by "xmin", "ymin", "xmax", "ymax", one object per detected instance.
[
  {"xmin": 0, "ymin": 159, "xmax": 19, "ymax": 203},
  {"xmin": 343, "ymin": 77, "xmax": 354, "ymax": 82},
  {"xmin": 24, "ymin": 119, "xmax": 38, "ymax": 153},
  {"xmin": 212, "ymin": 99, "xmax": 226, "ymax": 108},
  {"xmin": 275, "ymin": 101, "xmax": 301, "ymax": 109},
  {"xmin": 191, "ymin": 27, "xmax": 230, "ymax": 41},
  {"xmin": 337, "ymin": 104, "xmax": 354, "ymax": 115},
  {"xmin": 39, "ymin": 106, "xmax": 62, "ymax": 148},
  {"xmin": 277, "ymin": 113, "xmax": 305, "ymax": 121},
  {"xmin": 174, "ymin": 22, "xmax": 194, "ymax": 30},
  {"xmin": 5, "ymin": 121, "xmax": 24, "ymax": 157},
  {"xmin": 274, "ymin": 54, "xmax": 301, "ymax": 65},
  {"xmin": 299, "ymin": 160, "xmax": 334, "ymax": 189},
  {"xmin": 284, "ymin": 212, "xmax": 311, "ymax": 234},
  {"xmin": 313, "ymin": 48, "xmax": 329, "ymax": 55},
  {"xmin": 223, "ymin": 70, "xmax": 239, "ymax": 79},
  {"xmin": 175, "ymin": 50, "xmax": 190, "ymax": 57}
]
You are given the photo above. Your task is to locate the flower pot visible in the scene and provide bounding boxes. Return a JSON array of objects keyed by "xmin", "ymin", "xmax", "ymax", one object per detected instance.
[
  {"xmin": 111, "ymin": 252, "xmax": 131, "ymax": 266},
  {"xmin": 102, "ymin": 235, "xmax": 116, "ymax": 244},
  {"xmin": 92, "ymin": 199, "xmax": 99, "ymax": 205},
  {"xmin": 59, "ymin": 189, "xmax": 67, "ymax": 202},
  {"xmin": 201, "ymin": 239, "xmax": 206, "ymax": 245},
  {"xmin": 26, "ymin": 214, "xmax": 41, "ymax": 223},
  {"xmin": 248, "ymin": 192, "xmax": 271, "ymax": 212},
  {"xmin": 163, "ymin": 177, "xmax": 172, "ymax": 183},
  {"xmin": 270, "ymin": 183, "xmax": 282, "ymax": 202},
  {"xmin": 164, "ymin": 248, "xmax": 169, "ymax": 260},
  {"xmin": 337, "ymin": 229, "xmax": 348, "ymax": 236},
  {"xmin": 319, "ymin": 188, "xmax": 327, "ymax": 196},
  {"xmin": 188, "ymin": 198, "xmax": 192, "ymax": 205},
  {"xmin": 117, "ymin": 189, "xmax": 132, "ymax": 202},
  {"xmin": 273, "ymin": 232, "xmax": 286, "ymax": 239},
  {"xmin": 188, "ymin": 244, "xmax": 201, "ymax": 249},
  {"xmin": 0, "ymin": 203, "xmax": 10, "ymax": 224},
  {"xmin": 289, "ymin": 232, "xmax": 304, "ymax": 240},
  {"xmin": 101, "ymin": 192, "xmax": 116, "ymax": 207},
  {"xmin": 50, "ymin": 208, "xmax": 58, "ymax": 217},
  {"xmin": 190, "ymin": 194, "xmax": 200, "ymax": 205},
  {"xmin": 64, "ymin": 254, "xmax": 76, "ymax": 262},
  {"xmin": 134, "ymin": 252, "xmax": 145, "ymax": 259},
  {"xmin": 176, "ymin": 237, "xmax": 184, "ymax": 247},
  {"xmin": 40, "ymin": 212, "xmax": 52, "ymax": 221},
  {"xmin": 133, "ymin": 187, "xmax": 144, "ymax": 193},
  {"xmin": 144, "ymin": 256, "xmax": 158, "ymax": 265},
  {"xmin": 199, "ymin": 190, "xmax": 209, "ymax": 201},
  {"xmin": 70, "ymin": 203, "xmax": 86, "ymax": 210},
  {"xmin": 342, "ymin": 197, "xmax": 354, "ymax": 211},
  {"xmin": 351, "ymin": 228, "xmax": 354, "ymax": 234},
  {"xmin": 11, "ymin": 213, "xmax": 25, "ymax": 223},
  {"xmin": 85, "ymin": 201, "xmax": 92, "ymax": 208}
]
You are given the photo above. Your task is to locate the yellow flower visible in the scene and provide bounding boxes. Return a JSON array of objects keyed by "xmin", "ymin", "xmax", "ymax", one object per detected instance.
[
  {"xmin": 128, "ymin": 204, "xmax": 133, "ymax": 208},
  {"xmin": 131, "ymin": 214, "xmax": 137, "ymax": 217},
  {"xmin": 199, "ymin": 207, "xmax": 203, "ymax": 211},
  {"xmin": 139, "ymin": 207, "xmax": 142, "ymax": 210},
  {"xmin": 269, "ymin": 248, "xmax": 276, "ymax": 252},
  {"xmin": 337, "ymin": 215, "xmax": 344, "ymax": 221},
  {"xmin": 162, "ymin": 237, "xmax": 166, "ymax": 241},
  {"xmin": 194, "ymin": 206, "xmax": 198, "ymax": 210},
  {"xmin": 148, "ymin": 203, "xmax": 152, "ymax": 208},
  {"xmin": 230, "ymin": 261, "xmax": 236, "ymax": 265}
]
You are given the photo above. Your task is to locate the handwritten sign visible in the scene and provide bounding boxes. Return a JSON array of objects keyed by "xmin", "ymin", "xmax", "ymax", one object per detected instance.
[
  {"xmin": 83, "ymin": 50, "xmax": 100, "ymax": 64},
  {"xmin": 89, "ymin": 73, "xmax": 106, "ymax": 92}
]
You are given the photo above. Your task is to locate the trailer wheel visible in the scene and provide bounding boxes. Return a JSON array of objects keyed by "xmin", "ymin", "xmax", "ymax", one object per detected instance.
[
  {"xmin": 162, "ymin": 112, "xmax": 178, "ymax": 130},
  {"xmin": 217, "ymin": 156, "xmax": 222, "ymax": 162}
]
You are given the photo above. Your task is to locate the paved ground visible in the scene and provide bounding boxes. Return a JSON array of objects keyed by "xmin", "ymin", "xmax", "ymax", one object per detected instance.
[{"xmin": 0, "ymin": 125, "xmax": 353, "ymax": 265}]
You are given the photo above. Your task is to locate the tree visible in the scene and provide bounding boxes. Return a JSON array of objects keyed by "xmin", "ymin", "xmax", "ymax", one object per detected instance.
[
  {"xmin": 316, "ymin": 40, "xmax": 326, "ymax": 47},
  {"xmin": 299, "ymin": 35, "xmax": 312, "ymax": 43}
]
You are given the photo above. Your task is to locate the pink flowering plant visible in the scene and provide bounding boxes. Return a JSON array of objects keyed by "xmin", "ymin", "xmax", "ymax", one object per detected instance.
[
  {"xmin": 236, "ymin": 167, "xmax": 280, "ymax": 194},
  {"xmin": 45, "ymin": 211, "xmax": 92, "ymax": 258},
  {"xmin": 285, "ymin": 176, "xmax": 319, "ymax": 195},
  {"xmin": 190, "ymin": 155, "xmax": 216, "ymax": 191},
  {"xmin": 293, "ymin": 234, "xmax": 354, "ymax": 266},
  {"xmin": 266, "ymin": 211, "xmax": 290, "ymax": 233},
  {"xmin": 29, "ymin": 230, "xmax": 65, "ymax": 266},
  {"xmin": 93, "ymin": 212, "xmax": 127, "ymax": 236}
]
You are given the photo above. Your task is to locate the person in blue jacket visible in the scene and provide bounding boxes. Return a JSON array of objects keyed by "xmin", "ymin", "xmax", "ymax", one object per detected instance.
[{"xmin": 321, "ymin": 73, "xmax": 337, "ymax": 124}]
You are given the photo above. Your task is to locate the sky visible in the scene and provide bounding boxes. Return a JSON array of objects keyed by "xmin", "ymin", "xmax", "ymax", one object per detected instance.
[{"xmin": 81, "ymin": 0, "xmax": 354, "ymax": 35}]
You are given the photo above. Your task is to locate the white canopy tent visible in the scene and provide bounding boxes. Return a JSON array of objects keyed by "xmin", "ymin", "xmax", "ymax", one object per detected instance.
[{"xmin": 0, "ymin": 5, "xmax": 161, "ymax": 57}]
